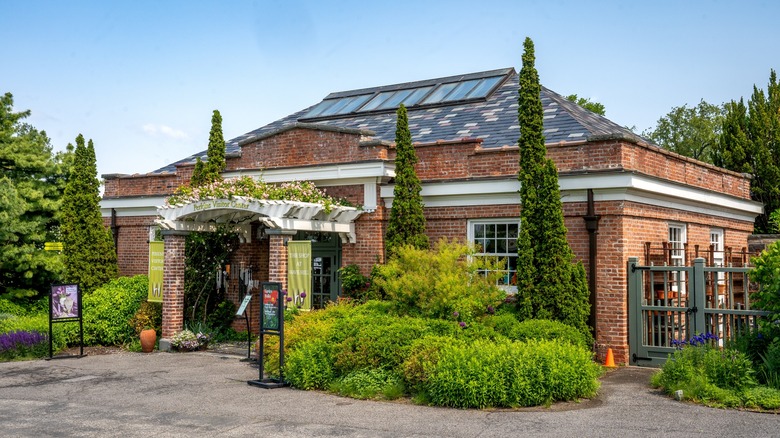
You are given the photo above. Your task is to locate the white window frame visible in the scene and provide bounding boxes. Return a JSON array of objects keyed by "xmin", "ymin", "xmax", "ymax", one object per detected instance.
[
  {"xmin": 668, "ymin": 223, "xmax": 687, "ymax": 292},
  {"xmin": 710, "ymin": 228, "xmax": 724, "ymax": 267},
  {"xmin": 468, "ymin": 218, "xmax": 520, "ymax": 293}
]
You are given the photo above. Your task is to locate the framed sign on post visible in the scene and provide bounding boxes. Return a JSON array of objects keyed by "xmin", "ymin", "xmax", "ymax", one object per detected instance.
[
  {"xmin": 48, "ymin": 284, "xmax": 84, "ymax": 359},
  {"xmin": 248, "ymin": 282, "xmax": 287, "ymax": 389},
  {"xmin": 236, "ymin": 294, "xmax": 252, "ymax": 360}
]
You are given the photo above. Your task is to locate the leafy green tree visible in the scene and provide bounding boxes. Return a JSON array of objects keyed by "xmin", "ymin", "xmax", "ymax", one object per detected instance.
[
  {"xmin": 715, "ymin": 70, "xmax": 780, "ymax": 232},
  {"xmin": 190, "ymin": 110, "xmax": 226, "ymax": 187},
  {"xmin": 61, "ymin": 134, "xmax": 118, "ymax": 293},
  {"xmin": 516, "ymin": 38, "xmax": 591, "ymax": 338},
  {"xmin": 644, "ymin": 99, "xmax": 724, "ymax": 163},
  {"xmin": 0, "ymin": 92, "xmax": 69, "ymax": 298},
  {"xmin": 385, "ymin": 104, "xmax": 429, "ymax": 258},
  {"xmin": 565, "ymin": 94, "xmax": 606, "ymax": 116}
]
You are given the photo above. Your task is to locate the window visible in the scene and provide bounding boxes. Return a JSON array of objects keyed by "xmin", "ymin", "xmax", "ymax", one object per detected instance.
[
  {"xmin": 668, "ymin": 223, "xmax": 687, "ymax": 292},
  {"xmin": 469, "ymin": 219, "xmax": 519, "ymax": 291},
  {"xmin": 710, "ymin": 228, "xmax": 724, "ymax": 267}
]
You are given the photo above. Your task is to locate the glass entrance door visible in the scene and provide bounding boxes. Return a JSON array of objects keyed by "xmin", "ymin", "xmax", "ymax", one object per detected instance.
[{"xmin": 311, "ymin": 255, "xmax": 337, "ymax": 309}]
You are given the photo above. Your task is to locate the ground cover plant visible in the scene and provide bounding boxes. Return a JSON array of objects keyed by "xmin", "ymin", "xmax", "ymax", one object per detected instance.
[{"xmin": 651, "ymin": 332, "xmax": 780, "ymax": 410}]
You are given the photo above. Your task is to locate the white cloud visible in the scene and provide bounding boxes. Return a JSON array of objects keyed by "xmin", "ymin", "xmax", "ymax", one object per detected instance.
[{"xmin": 142, "ymin": 123, "xmax": 189, "ymax": 140}]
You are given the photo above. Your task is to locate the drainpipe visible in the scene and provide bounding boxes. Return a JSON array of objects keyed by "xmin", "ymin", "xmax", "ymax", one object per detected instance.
[
  {"xmin": 583, "ymin": 189, "xmax": 600, "ymax": 333},
  {"xmin": 111, "ymin": 208, "xmax": 119, "ymax": 255}
]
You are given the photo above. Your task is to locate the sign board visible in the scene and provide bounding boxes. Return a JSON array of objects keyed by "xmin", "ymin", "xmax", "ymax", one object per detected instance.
[
  {"xmin": 51, "ymin": 284, "xmax": 80, "ymax": 320},
  {"xmin": 147, "ymin": 241, "xmax": 164, "ymax": 303},
  {"xmin": 261, "ymin": 282, "xmax": 282, "ymax": 331},
  {"xmin": 44, "ymin": 242, "xmax": 63, "ymax": 251},
  {"xmin": 236, "ymin": 294, "xmax": 252, "ymax": 316},
  {"xmin": 287, "ymin": 241, "xmax": 312, "ymax": 310}
]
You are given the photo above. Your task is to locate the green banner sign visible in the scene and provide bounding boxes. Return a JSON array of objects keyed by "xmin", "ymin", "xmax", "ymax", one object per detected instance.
[
  {"xmin": 287, "ymin": 240, "xmax": 312, "ymax": 310},
  {"xmin": 148, "ymin": 241, "xmax": 164, "ymax": 303}
]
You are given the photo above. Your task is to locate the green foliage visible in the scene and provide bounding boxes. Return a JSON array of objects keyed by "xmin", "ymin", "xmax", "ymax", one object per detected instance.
[
  {"xmin": 80, "ymin": 275, "xmax": 148, "ymax": 345},
  {"xmin": 715, "ymin": 70, "xmax": 780, "ymax": 232},
  {"xmin": 742, "ymin": 386, "xmax": 780, "ymax": 409},
  {"xmin": 372, "ymin": 240, "xmax": 506, "ymax": 321},
  {"xmin": 338, "ymin": 264, "xmax": 374, "ymax": 301},
  {"xmin": 423, "ymin": 339, "xmax": 600, "ymax": 409},
  {"xmin": 644, "ymin": 99, "xmax": 724, "ymax": 163},
  {"xmin": 190, "ymin": 109, "xmax": 226, "ymax": 187},
  {"xmin": 750, "ymin": 240, "xmax": 780, "ymax": 329},
  {"xmin": 285, "ymin": 339, "xmax": 335, "ymax": 390},
  {"xmin": 129, "ymin": 300, "xmax": 162, "ymax": 335},
  {"xmin": 61, "ymin": 134, "xmax": 117, "ymax": 293},
  {"xmin": 565, "ymin": 94, "xmax": 606, "ymax": 116},
  {"xmin": 402, "ymin": 335, "xmax": 464, "ymax": 392},
  {"xmin": 184, "ymin": 226, "xmax": 238, "ymax": 327},
  {"xmin": 516, "ymin": 38, "xmax": 591, "ymax": 338},
  {"xmin": 507, "ymin": 319, "xmax": 591, "ymax": 349},
  {"xmin": 206, "ymin": 299, "xmax": 236, "ymax": 335},
  {"xmin": 0, "ymin": 92, "xmax": 69, "ymax": 299},
  {"xmin": 329, "ymin": 368, "xmax": 405, "ymax": 400},
  {"xmin": 385, "ymin": 104, "xmax": 428, "ymax": 258}
]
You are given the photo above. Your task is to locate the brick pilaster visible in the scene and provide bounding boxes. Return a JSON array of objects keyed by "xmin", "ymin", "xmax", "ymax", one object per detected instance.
[
  {"xmin": 267, "ymin": 230, "xmax": 296, "ymax": 291},
  {"xmin": 161, "ymin": 230, "xmax": 188, "ymax": 348}
]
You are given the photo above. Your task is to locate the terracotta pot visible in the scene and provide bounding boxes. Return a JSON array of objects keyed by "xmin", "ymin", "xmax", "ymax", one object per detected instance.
[{"xmin": 140, "ymin": 329, "xmax": 156, "ymax": 353}]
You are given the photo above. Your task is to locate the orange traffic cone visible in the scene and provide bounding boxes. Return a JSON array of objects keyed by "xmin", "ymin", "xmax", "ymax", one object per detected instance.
[{"xmin": 604, "ymin": 348, "xmax": 616, "ymax": 367}]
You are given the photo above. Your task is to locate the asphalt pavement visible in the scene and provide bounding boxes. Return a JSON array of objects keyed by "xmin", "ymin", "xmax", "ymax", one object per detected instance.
[{"xmin": 1, "ymin": 349, "xmax": 778, "ymax": 437}]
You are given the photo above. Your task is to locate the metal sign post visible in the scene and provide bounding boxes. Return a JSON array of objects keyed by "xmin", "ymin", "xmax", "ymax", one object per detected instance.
[{"xmin": 247, "ymin": 282, "xmax": 287, "ymax": 388}]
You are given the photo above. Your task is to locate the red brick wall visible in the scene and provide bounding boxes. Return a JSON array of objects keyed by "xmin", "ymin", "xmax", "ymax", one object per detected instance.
[{"xmin": 161, "ymin": 233, "xmax": 186, "ymax": 339}]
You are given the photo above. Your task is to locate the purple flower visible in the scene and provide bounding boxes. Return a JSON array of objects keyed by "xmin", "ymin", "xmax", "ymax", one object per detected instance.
[
  {"xmin": 487, "ymin": 306, "xmax": 495, "ymax": 314},
  {"xmin": 300, "ymin": 292, "xmax": 307, "ymax": 298},
  {"xmin": 452, "ymin": 311, "xmax": 459, "ymax": 318},
  {"xmin": 459, "ymin": 322, "xmax": 467, "ymax": 328},
  {"xmin": 286, "ymin": 297, "xmax": 293, "ymax": 302}
]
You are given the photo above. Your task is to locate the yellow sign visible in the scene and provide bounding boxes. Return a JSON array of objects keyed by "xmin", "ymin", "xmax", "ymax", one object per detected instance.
[
  {"xmin": 44, "ymin": 242, "xmax": 64, "ymax": 251},
  {"xmin": 287, "ymin": 241, "xmax": 312, "ymax": 310},
  {"xmin": 148, "ymin": 241, "xmax": 164, "ymax": 303}
]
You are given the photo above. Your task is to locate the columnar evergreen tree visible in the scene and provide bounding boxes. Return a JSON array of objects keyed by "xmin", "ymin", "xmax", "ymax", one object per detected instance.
[
  {"xmin": 190, "ymin": 110, "xmax": 226, "ymax": 187},
  {"xmin": 61, "ymin": 134, "xmax": 118, "ymax": 293},
  {"xmin": 0, "ymin": 92, "xmax": 69, "ymax": 298},
  {"xmin": 385, "ymin": 104, "xmax": 429, "ymax": 258},
  {"xmin": 715, "ymin": 70, "xmax": 780, "ymax": 232},
  {"xmin": 516, "ymin": 38, "xmax": 590, "ymax": 337}
]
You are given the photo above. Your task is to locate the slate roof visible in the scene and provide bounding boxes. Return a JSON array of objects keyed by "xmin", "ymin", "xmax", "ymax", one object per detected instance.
[{"xmin": 153, "ymin": 68, "xmax": 643, "ymax": 174}]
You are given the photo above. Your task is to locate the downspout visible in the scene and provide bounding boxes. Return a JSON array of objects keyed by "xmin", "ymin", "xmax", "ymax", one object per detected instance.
[
  {"xmin": 583, "ymin": 189, "xmax": 601, "ymax": 333},
  {"xmin": 111, "ymin": 208, "xmax": 119, "ymax": 255}
]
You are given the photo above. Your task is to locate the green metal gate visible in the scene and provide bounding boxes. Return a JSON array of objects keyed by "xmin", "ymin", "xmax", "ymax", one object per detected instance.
[{"xmin": 628, "ymin": 257, "xmax": 768, "ymax": 367}]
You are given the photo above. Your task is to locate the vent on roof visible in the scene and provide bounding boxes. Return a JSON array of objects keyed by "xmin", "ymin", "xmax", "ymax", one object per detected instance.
[{"xmin": 300, "ymin": 69, "xmax": 511, "ymax": 121}]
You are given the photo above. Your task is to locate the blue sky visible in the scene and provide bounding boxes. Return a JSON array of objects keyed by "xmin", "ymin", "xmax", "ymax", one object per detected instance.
[{"xmin": 3, "ymin": 1, "xmax": 779, "ymax": 178}]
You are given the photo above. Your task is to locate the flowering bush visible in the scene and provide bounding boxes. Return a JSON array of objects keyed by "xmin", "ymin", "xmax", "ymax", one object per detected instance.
[
  {"xmin": 0, "ymin": 330, "xmax": 48, "ymax": 360},
  {"xmin": 170, "ymin": 329, "xmax": 211, "ymax": 351},
  {"xmin": 166, "ymin": 176, "xmax": 354, "ymax": 212}
]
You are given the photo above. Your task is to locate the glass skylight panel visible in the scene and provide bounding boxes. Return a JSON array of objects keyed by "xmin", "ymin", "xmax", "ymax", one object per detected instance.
[
  {"xmin": 402, "ymin": 86, "xmax": 434, "ymax": 106},
  {"xmin": 318, "ymin": 96, "xmax": 360, "ymax": 116},
  {"xmin": 466, "ymin": 76, "xmax": 503, "ymax": 99},
  {"xmin": 376, "ymin": 89, "xmax": 414, "ymax": 110},
  {"xmin": 421, "ymin": 82, "xmax": 458, "ymax": 104},
  {"xmin": 339, "ymin": 94, "xmax": 372, "ymax": 113},
  {"xmin": 443, "ymin": 79, "xmax": 480, "ymax": 102},
  {"xmin": 360, "ymin": 91, "xmax": 395, "ymax": 112},
  {"xmin": 305, "ymin": 100, "xmax": 337, "ymax": 118}
]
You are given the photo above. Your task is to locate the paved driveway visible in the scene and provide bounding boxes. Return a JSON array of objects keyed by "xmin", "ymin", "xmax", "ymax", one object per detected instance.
[{"xmin": 1, "ymin": 351, "xmax": 778, "ymax": 437}]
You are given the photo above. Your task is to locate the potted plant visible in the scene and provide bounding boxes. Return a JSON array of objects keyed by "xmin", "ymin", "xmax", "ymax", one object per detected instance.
[{"xmin": 130, "ymin": 301, "xmax": 162, "ymax": 353}]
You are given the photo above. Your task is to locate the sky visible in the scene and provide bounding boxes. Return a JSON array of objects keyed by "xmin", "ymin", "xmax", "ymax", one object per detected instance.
[{"xmin": 3, "ymin": 1, "xmax": 780, "ymax": 178}]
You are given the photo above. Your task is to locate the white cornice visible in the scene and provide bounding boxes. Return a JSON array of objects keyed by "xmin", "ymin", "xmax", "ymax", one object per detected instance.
[
  {"xmin": 222, "ymin": 161, "xmax": 395, "ymax": 186},
  {"xmin": 379, "ymin": 173, "xmax": 762, "ymax": 222}
]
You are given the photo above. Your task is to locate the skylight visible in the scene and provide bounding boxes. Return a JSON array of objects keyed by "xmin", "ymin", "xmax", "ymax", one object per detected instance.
[{"xmin": 300, "ymin": 69, "xmax": 510, "ymax": 120}]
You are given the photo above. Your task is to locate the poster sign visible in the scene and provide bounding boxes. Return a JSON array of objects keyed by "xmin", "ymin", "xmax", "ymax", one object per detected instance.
[
  {"xmin": 287, "ymin": 240, "xmax": 312, "ymax": 310},
  {"xmin": 261, "ymin": 282, "xmax": 281, "ymax": 331},
  {"xmin": 51, "ymin": 284, "xmax": 80, "ymax": 320},
  {"xmin": 236, "ymin": 294, "xmax": 252, "ymax": 316},
  {"xmin": 147, "ymin": 241, "xmax": 164, "ymax": 303}
]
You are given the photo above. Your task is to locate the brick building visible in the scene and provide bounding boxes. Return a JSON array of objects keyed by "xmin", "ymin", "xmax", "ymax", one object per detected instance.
[{"xmin": 102, "ymin": 67, "xmax": 761, "ymax": 362}]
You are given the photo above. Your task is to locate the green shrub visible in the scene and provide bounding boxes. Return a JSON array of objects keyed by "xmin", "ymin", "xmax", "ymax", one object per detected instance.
[
  {"xmin": 423, "ymin": 339, "xmax": 600, "ymax": 408},
  {"xmin": 0, "ymin": 298, "xmax": 25, "ymax": 316},
  {"xmin": 372, "ymin": 240, "xmax": 506, "ymax": 321},
  {"xmin": 402, "ymin": 335, "xmax": 463, "ymax": 392},
  {"xmin": 508, "ymin": 319, "xmax": 591, "ymax": 349},
  {"xmin": 339, "ymin": 264, "xmax": 374, "ymax": 302},
  {"xmin": 284, "ymin": 339, "xmax": 335, "ymax": 390},
  {"xmin": 743, "ymin": 386, "xmax": 780, "ymax": 409},
  {"xmin": 329, "ymin": 368, "xmax": 405, "ymax": 400},
  {"xmin": 129, "ymin": 300, "xmax": 162, "ymax": 335},
  {"xmin": 81, "ymin": 275, "xmax": 148, "ymax": 345},
  {"xmin": 206, "ymin": 299, "xmax": 236, "ymax": 335},
  {"xmin": 751, "ymin": 240, "xmax": 780, "ymax": 330},
  {"xmin": 702, "ymin": 348, "xmax": 756, "ymax": 391}
]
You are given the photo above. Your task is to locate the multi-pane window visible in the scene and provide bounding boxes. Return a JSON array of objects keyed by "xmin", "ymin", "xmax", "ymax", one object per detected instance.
[
  {"xmin": 668, "ymin": 223, "xmax": 686, "ymax": 266},
  {"xmin": 710, "ymin": 228, "xmax": 724, "ymax": 267},
  {"xmin": 469, "ymin": 220, "xmax": 519, "ymax": 291}
]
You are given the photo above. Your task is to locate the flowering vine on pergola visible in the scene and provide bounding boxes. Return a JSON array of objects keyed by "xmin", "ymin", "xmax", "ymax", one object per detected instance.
[{"xmin": 156, "ymin": 176, "xmax": 363, "ymax": 243}]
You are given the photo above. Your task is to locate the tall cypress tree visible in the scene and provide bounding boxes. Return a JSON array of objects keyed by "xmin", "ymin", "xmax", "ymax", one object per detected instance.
[
  {"xmin": 190, "ymin": 110, "xmax": 226, "ymax": 188},
  {"xmin": 516, "ymin": 37, "xmax": 590, "ymax": 337},
  {"xmin": 385, "ymin": 104, "xmax": 429, "ymax": 258},
  {"xmin": 61, "ymin": 134, "xmax": 118, "ymax": 293}
]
